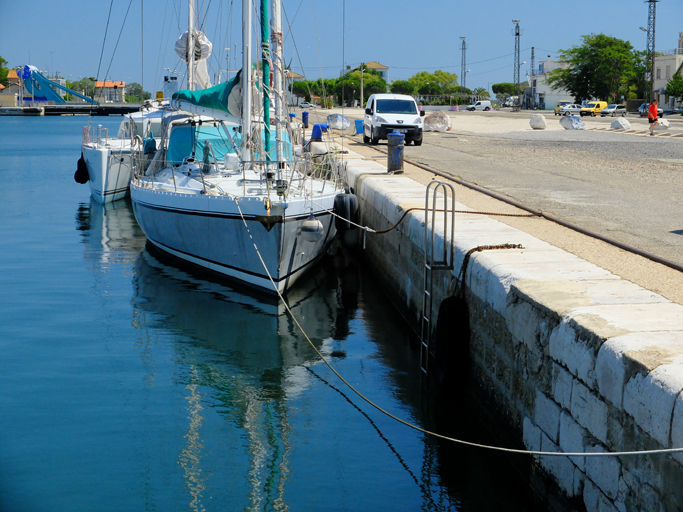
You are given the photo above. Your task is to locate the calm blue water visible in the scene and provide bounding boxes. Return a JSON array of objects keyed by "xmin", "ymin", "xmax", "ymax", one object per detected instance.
[{"xmin": 0, "ymin": 116, "xmax": 541, "ymax": 511}]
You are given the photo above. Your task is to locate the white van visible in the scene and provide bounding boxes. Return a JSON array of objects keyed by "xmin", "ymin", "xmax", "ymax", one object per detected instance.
[
  {"xmin": 466, "ymin": 100, "xmax": 492, "ymax": 111},
  {"xmin": 363, "ymin": 93, "xmax": 425, "ymax": 146}
]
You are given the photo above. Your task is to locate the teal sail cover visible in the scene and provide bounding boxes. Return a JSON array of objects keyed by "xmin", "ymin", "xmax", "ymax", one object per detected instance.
[
  {"xmin": 172, "ymin": 70, "xmax": 242, "ymax": 117},
  {"xmin": 166, "ymin": 123, "xmax": 292, "ymax": 165}
]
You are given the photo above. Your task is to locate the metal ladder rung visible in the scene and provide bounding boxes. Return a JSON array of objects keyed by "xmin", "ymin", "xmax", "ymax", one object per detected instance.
[{"xmin": 420, "ymin": 180, "xmax": 456, "ymax": 376}]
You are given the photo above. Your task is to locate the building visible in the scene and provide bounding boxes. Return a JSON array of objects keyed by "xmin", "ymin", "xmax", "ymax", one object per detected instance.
[
  {"xmin": 351, "ymin": 61, "xmax": 389, "ymax": 83},
  {"xmin": 526, "ymin": 55, "xmax": 572, "ymax": 110},
  {"xmin": 94, "ymin": 81, "xmax": 126, "ymax": 103},
  {"xmin": 653, "ymin": 32, "xmax": 683, "ymax": 109},
  {"xmin": 0, "ymin": 69, "xmax": 22, "ymax": 107},
  {"xmin": 285, "ymin": 69, "xmax": 305, "ymax": 106}
]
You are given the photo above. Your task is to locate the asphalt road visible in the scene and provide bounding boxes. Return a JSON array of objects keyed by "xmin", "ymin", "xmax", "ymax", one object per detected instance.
[{"xmin": 337, "ymin": 108, "xmax": 683, "ymax": 268}]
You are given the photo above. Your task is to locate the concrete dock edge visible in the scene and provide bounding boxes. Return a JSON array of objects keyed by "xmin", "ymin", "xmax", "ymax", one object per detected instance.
[{"xmin": 338, "ymin": 144, "xmax": 683, "ymax": 512}]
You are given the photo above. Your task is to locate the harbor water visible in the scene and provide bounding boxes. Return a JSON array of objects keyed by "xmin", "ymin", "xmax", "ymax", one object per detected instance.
[{"xmin": 0, "ymin": 117, "xmax": 545, "ymax": 511}]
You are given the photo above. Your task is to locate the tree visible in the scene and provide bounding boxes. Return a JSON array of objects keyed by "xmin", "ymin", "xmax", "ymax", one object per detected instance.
[
  {"xmin": 491, "ymin": 83, "xmax": 518, "ymax": 95},
  {"xmin": 390, "ymin": 80, "xmax": 415, "ymax": 95},
  {"xmin": 665, "ymin": 71, "xmax": 683, "ymax": 105},
  {"xmin": 291, "ymin": 81, "xmax": 310, "ymax": 102},
  {"xmin": 472, "ymin": 87, "xmax": 490, "ymax": 98},
  {"xmin": 547, "ymin": 34, "xmax": 641, "ymax": 102},
  {"xmin": 125, "ymin": 82, "xmax": 151, "ymax": 103},
  {"xmin": 418, "ymin": 82, "xmax": 443, "ymax": 96},
  {"xmin": 0, "ymin": 56, "xmax": 9, "ymax": 87}
]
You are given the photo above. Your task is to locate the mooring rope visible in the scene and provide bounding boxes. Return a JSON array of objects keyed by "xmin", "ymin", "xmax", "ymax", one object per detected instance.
[
  {"xmin": 311, "ymin": 200, "xmax": 539, "ymax": 236},
  {"xmin": 235, "ymin": 201, "xmax": 683, "ymax": 458}
]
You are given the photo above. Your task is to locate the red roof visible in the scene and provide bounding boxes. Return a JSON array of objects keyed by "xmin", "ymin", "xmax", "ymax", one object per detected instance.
[{"xmin": 95, "ymin": 81, "xmax": 126, "ymax": 88}]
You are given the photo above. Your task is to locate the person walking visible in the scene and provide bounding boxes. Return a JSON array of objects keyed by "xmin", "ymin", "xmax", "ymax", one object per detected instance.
[{"xmin": 649, "ymin": 100, "xmax": 660, "ymax": 136}]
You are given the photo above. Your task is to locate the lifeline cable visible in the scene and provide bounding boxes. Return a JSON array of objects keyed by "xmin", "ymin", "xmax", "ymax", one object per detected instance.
[{"xmin": 234, "ymin": 200, "xmax": 683, "ymax": 459}]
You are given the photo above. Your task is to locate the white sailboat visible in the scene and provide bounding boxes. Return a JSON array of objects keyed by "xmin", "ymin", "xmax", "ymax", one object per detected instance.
[
  {"xmin": 79, "ymin": 14, "xmax": 215, "ymax": 204},
  {"xmin": 129, "ymin": 0, "xmax": 349, "ymax": 295}
]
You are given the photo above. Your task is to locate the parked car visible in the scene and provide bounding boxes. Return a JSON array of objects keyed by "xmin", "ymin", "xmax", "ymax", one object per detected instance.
[
  {"xmin": 580, "ymin": 101, "xmax": 608, "ymax": 117},
  {"xmin": 554, "ymin": 101, "xmax": 572, "ymax": 115},
  {"xmin": 466, "ymin": 100, "xmax": 492, "ymax": 111},
  {"xmin": 363, "ymin": 93, "xmax": 425, "ymax": 146},
  {"xmin": 600, "ymin": 104, "xmax": 627, "ymax": 117},
  {"xmin": 299, "ymin": 101, "xmax": 315, "ymax": 109},
  {"xmin": 559, "ymin": 104, "xmax": 582, "ymax": 116},
  {"xmin": 638, "ymin": 103, "xmax": 663, "ymax": 118}
]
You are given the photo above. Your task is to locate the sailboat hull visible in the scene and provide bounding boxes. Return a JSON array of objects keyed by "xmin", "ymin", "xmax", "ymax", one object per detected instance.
[
  {"xmin": 130, "ymin": 185, "xmax": 337, "ymax": 294},
  {"xmin": 83, "ymin": 144, "xmax": 132, "ymax": 204}
]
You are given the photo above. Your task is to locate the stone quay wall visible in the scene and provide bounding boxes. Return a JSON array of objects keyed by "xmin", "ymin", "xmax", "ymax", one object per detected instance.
[{"xmin": 341, "ymin": 146, "xmax": 683, "ymax": 512}]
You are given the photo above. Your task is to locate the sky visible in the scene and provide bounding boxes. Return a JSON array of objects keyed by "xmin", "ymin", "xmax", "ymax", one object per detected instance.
[{"xmin": 1, "ymin": 0, "xmax": 681, "ymax": 94}]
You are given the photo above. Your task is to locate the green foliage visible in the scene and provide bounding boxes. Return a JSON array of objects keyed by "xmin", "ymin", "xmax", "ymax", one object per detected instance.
[
  {"xmin": 491, "ymin": 83, "xmax": 518, "ymax": 95},
  {"xmin": 67, "ymin": 77, "xmax": 97, "ymax": 99},
  {"xmin": 408, "ymin": 69, "xmax": 459, "ymax": 95},
  {"xmin": 125, "ymin": 82, "xmax": 151, "ymax": 102},
  {"xmin": 665, "ymin": 72, "xmax": 683, "ymax": 104},
  {"xmin": 0, "ymin": 55, "xmax": 9, "ymax": 87},
  {"xmin": 547, "ymin": 34, "xmax": 642, "ymax": 102},
  {"xmin": 472, "ymin": 87, "xmax": 490, "ymax": 98},
  {"xmin": 389, "ymin": 80, "xmax": 415, "ymax": 95},
  {"xmin": 291, "ymin": 81, "xmax": 310, "ymax": 102}
]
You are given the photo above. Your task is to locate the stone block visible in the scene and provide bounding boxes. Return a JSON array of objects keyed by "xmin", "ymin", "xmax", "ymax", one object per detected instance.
[
  {"xmin": 623, "ymin": 359, "xmax": 683, "ymax": 447},
  {"xmin": 511, "ymin": 278, "xmax": 667, "ymax": 320},
  {"xmin": 585, "ymin": 443, "xmax": 622, "ymax": 500},
  {"xmin": 530, "ymin": 114, "xmax": 547, "ymax": 130},
  {"xmin": 672, "ymin": 394, "xmax": 683, "ymax": 465},
  {"xmin": 560, "ymin": 410, "xmax": 590, "ymax": 470},
  {"xmin": 506, "ymin": 299, "xmax": 543, "ymax": 351},
  {"xmin": 539, "ymin": 431, "xmax": 578, "ymax": 496},
  {"xmin": 553, "ymin": 363, "xmax": 574, "ymax": 410},
  {"xmin": 560, "ymin": 115, "xmax": 585, "ymax": 130},
  {"xmin": 654, "ymin": 119, "xmax": 670, "ymax": 130},
  {"xmin": 596, "ymin": 332, "xmax": 683, "ymax": 409},
  {"xmin": 535, "ymin": 390, "xmax": 562, "ymax": 443},
  {"xmin": 473, "ymin": 250, "xmax": 619, "ymax": 316},
  {"xmin": 571, "ymin": 380, "xmax": 609, "ymax": 444},
  {"xmin": 584, "ymin": 476, "xmax": 620, "ymax": 512},
  {"xmin": 549, "ymin": 320, "xmax": 598, "ymax": 388},
  {"xmin": 610, "ymin": 118, "xmax": 631, "ymax": 130},
  {"xmin": 523, "ymin": 416, "xmax": 542, "ymax": 452}
]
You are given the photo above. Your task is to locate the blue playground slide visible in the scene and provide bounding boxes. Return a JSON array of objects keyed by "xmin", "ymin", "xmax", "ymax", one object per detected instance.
[{"xmin": 20, "ymin": 65, "xmax": 98, "ymax": 104}]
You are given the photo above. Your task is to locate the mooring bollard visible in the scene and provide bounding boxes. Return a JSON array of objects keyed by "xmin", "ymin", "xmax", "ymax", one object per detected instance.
[
  {"xmin": 387, "ymin": 130, "xmax": 405, "ymax": 174},
  {"xmin": 302, "ymin": 111, "xmax": 309, "ymax": 129}
]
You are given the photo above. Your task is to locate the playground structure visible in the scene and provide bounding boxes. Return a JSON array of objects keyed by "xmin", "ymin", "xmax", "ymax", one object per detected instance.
[{"xmin": 20, "ymin": 65, "xmax": 98, "ymax": 105}]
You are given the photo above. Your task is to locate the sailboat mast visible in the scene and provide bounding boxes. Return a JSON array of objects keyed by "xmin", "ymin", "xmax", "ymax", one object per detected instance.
[
  {"xmin": 271, "ymin": 0, "xmax": 284, "ymax": 165},
  {"xmin": 188, "ymin": 0, "xmax": 195, "ymax": 90},
  {"xmin": 261, "ymin": 0, "xmax": 271, "ymax": 162},
  {"xmin": 242, "ymin": 0, "xmax": 252, "ymax": 165}
]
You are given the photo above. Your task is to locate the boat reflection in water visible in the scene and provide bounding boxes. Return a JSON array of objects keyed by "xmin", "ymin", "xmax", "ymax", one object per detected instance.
[
  {"xmin": 76, "ymin": 196, "xmax": 146, "ymax": 268},
  {"xmin": 132, "ymin": 247, "xmax": 362, "ymax": 510}
]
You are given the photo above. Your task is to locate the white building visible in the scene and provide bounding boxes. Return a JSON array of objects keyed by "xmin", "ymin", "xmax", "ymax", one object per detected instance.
[
  {"xmin": 654, "ymin": 32, "xmax": 683, "ymax": 109},
  {"xmin": 527, "ymin": 55, "xmax": 572, "ymax": 110}
]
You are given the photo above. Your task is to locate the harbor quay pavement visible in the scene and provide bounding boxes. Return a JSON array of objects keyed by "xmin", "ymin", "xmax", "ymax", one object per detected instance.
[{"xmin": 312, "ymin": 110, "xmax": 683, "ymax": 512}]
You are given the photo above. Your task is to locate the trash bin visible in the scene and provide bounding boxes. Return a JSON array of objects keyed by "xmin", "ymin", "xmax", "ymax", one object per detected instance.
[
  {"xmin": 387, "ymin": 130, "xmax": 405, "ymax": 174},
  {"xmin": 310, "ymin": 123, "xmax": 324, "ymax": 141},
  {"xmin": 450, "ymin": 105, "xmax": 459, "ymax": 111},
  {"xmin": 302, "ymin": 111, "xmax": 309, "ymax": 128},
  {"xmin": 354, "ymin": 119, "xmax": 363, "ymax": 135}
]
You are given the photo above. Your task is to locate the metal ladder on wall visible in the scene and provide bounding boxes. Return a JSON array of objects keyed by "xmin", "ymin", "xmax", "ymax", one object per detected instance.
[{"xmin": 420, "ymin": 180, "xmax": 455, "ymax": 376}]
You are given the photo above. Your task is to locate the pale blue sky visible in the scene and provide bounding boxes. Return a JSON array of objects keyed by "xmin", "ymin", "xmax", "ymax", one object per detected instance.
[{"xmin": 0, "ymin": 0, "xmax": 681, "ymax": 93}]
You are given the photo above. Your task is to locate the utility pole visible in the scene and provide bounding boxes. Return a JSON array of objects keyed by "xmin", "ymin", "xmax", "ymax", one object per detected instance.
[
  {"xmin": 512, "ymin": 20, "xmax": 521, "ymax": 104},
  {"xmin": 360, "ymin": 62, "xmax": 364, "ymax": 109},
  {"xmin": 460, "ymin": 37, "xmax": 466, "ymax": 89},
  {"xmin": 530, "ymin": 46, "xmax": 535, "ymax": 109},
  {"xmin": 645, "ymin": 0, "xmax": 659, "ymax": 103}
]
